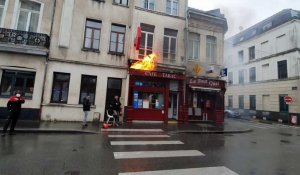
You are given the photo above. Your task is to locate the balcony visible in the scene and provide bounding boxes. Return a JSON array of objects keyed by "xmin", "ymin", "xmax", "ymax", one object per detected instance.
[{"xmin": 0, "ymin": 28, "xmax": 50, "ymax": 56}]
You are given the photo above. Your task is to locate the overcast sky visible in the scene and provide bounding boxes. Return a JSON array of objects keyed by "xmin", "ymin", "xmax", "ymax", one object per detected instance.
[{"xmin": 189, "ymin": 0, "xmax": 300, "ymax": 38}]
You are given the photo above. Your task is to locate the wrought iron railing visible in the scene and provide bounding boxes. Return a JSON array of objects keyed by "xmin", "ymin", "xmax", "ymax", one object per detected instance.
[{"xmin": 0, "ymin": 28, "xmax": 50, "ymax": 48}]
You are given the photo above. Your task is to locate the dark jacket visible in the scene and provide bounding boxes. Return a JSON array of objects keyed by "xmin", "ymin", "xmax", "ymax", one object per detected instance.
[
  {"xmin": 83, "ymin": 97, "xmax": 91, "ymax": 111},
  {"xmin": 7, "ymin": 96, "xmax": 25, "ymax": 114},
  {"xmin": 110, "ymin": 99, "xmax": 121, "ymax": 112}
]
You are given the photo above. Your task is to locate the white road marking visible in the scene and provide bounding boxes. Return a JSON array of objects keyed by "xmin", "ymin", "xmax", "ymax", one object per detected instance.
[
  {"xmin": 110, "ymin": 140, "xmax": 184, "ymax": 145},
  {"xmin": 101, "ymin": 128, "xmax": 164, "ymax": 132},
  {"xmin": 108, "ymin": 135, "xmax": 170, "ymax": 138},
  {"xmin": 114, "ymin": 150, "xmax": 204, "ymax": 159},
  {"xmin": 118, "ymin": 166, "xmax": 239, "ymax": 175}
]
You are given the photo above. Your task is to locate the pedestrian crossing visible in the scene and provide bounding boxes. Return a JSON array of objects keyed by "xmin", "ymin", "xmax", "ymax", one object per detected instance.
[{"xmin": 103, "ymin": 128, "xmax": 239, "ymax": 175}]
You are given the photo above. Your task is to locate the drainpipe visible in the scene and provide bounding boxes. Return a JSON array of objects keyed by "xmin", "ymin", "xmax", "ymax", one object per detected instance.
[
  {"xmin": 183, "ymin": 2, "xmax": 189, "ymax": 122},
  {"xmin": 40, "ymin": 0, "xmax": 57, "ymax": 121}
]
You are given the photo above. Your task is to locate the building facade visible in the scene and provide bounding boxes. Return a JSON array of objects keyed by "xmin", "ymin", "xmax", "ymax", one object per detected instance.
[
  {"xmin": 0, "ymin": 0, "xmax": 53, "ymax": 121},
  {"xmin": 224, "ymin": 9, "xmax": 300, "ymax": 123},
  {"xmin": 0, "ymin": 0, "xmax": 228, "ymax": 124}
]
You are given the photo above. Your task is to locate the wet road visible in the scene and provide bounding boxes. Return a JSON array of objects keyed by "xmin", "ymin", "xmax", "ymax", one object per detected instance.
[{"xmin": 1, "ymin": 119, "xmax": 300, "ymax": 175}]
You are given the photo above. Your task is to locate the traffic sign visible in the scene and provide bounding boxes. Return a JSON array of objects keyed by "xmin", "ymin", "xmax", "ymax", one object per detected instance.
[{"xmin": 284, "ymin": 96, "xmax": 293, "ymax": 104}]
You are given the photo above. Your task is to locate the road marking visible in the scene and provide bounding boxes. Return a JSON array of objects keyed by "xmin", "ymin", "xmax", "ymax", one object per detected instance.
[
  {"xmin": 114, "ymin": 150, "xmax": 204, "ymax": 159},
  {"xmin": 101, "ymin": 128, "xmax": 164, "ymax": 132},
  {"xmin": 119, "ymin": 166, "xmax": 239, "ymax": 175},
  {"xmin": 110, "ymin": 140, "xmax": 184, "ymax": 145},
  {"xmin": 108, "ymin": 135, "xmax": 170, "ymax": 138}
]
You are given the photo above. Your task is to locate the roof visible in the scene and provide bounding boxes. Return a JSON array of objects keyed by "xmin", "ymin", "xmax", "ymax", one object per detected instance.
[{"xmin": 228, "ymin": 9, "xmax": 300, "ymax": 45}]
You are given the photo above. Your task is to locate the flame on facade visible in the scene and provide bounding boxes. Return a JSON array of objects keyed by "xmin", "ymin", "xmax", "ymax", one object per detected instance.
[{"xmin": 130, "ymin": 53, "xmax": 157, "ymax": 71}]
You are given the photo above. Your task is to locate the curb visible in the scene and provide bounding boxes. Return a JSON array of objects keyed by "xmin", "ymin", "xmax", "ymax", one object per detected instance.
[
  {"xmin": 4, "ymin": 129, "xmax": 98, "ymax": 134},
  {"xmin": 169, "ymin": 129, "xmax": 253, "ymax": 134}
]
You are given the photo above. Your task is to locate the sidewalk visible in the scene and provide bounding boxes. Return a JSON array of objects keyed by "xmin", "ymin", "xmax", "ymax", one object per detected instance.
[{"xmin": 0, "ymin": 120, "xmax": 253, "ymax": 134}]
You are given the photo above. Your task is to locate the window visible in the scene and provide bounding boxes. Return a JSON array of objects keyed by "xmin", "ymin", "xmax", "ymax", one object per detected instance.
[
  {"xmin": 51, "ymin": 73, "xmax": 70, "ymax": 103},
  {"xmin": 228, "ymin": 72, "xmax": 233, "ymax": 85},
  {"xmin": 262, "ymin": 63, "xmax": 269, "ymax": 80},
  {"xmin": 79, "ymin": 75, "xmax": 97, "ymax": 105},
  {"xmin": 238, "ymin": 70, "xmax": 244, "ymax": 84},
  {"xmin": 163, "ymin": 28, "xmax": 177, "ymax": 60},
  {"xmin": 228, "ymin": 96, "xmax": 233, "ymax": 108},
  {"xmin": 261, "ymin": 41, "xmax": 269, "ymax": 58},
  {"xmin": 238, "ymin": 95, "xmax": 244, "ymax": 109},
  {"xmin": 0, "ymin": 70, "xmax": 35, "ymax": 98},
  {"xmin": 188, "ymin": 33, "xmax": 200, "ymax": 60},
  {"xmin": 142, "ymin": 0, "xmax": 155, "ymax": 10},
  {"xmin": 249, "ymin": 95, "xmax": 256, "ymax": 110},
  {"xmin": 262, "ymin": 22, "xmax": 272, "ymax": 31},
  {"xmin": 17, "ymin": 0, "xmax": 41, "ymax": 32},
  {"xmin": 139, "ymin": 24, "xmax": 154, "ymax": 59},
  {"xmin": 113, "ymin": 0, "xmax": 128, "ymax": 6},
  {"xmin": 238, "ymin": 50, "xmax": 244, "ymax": 63},
  {"xmin": 206, "ymin": 36, "xmax": 217, "ymax": 64},
  {"xmin": 249, "ymin": 67, "xmax": 256, "ymax": 82},
  {"xmin": 279, "ymin": 94, "xmax": 289, "ymax": 112},
  {"xmin": 0, "ymin": 0, "xmax": 6, "ymax": 27},
  {"xmin": 109, "ymin": 24, "xmax": 126, "ymax": 54},
  {"xmin": 277, "ymin": 60, "xmax": 287, "ymax": 79},
  {"xmin": 249, "ymin": 46, "xmax": 255, "ymax": 60},
  {"xmin": 166, "ymin": 0, "xmax": 178, "ymax": 16},
  {"xmin": 84, "ymin": 19, "xmax": 102, "ymax": 50}
]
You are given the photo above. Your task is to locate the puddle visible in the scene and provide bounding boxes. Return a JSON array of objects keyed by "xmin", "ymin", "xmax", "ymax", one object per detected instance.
[
  {"xmin": 280, "ymin": 140, "xmax": 290, "ymax": 144},
  {"xmin": 279, "ymin": 133, "xmax": 293, "ymax": 136}
]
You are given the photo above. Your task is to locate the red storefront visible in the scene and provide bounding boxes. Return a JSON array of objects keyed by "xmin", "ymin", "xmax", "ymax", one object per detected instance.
[
  {"xmin": 127, "ymin": 69, "xmax": 185, "ymax": 123},
  {"xmin": 186, "ymin": 77, "xmax": 226, "ymax": 124}
]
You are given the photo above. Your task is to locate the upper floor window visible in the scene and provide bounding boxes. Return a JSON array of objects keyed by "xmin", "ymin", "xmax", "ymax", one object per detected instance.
[
  {"xmin": 238, "ymin": 50, "xmax": 243, "ymax": 63},
  {"xmin": 113, "ymin": 0, "xmax": 128, "ymax": 6},
  {"xmin": 0, "ymin": 0, "xmax": 6, "ymax": 27},
  {"xmin": 249, "ymin": 67, "xmax": 256, "ymax": 82},
  {"xmin": 188, "ymin": 33, "xmax": 200, "ymax": 60},
  {"xmin": 109, "ymin": 24, "xmax": 126, "ymax": 54},
  {"xmin": 163, "ymin": 28, "xmax": 177, "ymax": 60},
  {"xmin": 17, "ymin": 0, "xmax": 42, "ymax": 32},
  {"xmin": 142, "ymin": 0, "xmax": 155, "ymax": 10},
  {"xmin": 84, "ymin": 19, "xmax": 102, "ymax": 50},
  {"xmin": 249, "ymin": 46, "xmax": 255, "ymax": 60},
  {"xmin": 277, "ymin": 60, "xmax": 287, "ymax": 79},
  {"xmin": 166, "ymin": 0, "xmax": 178, "ymax": 16},
  {"xmin": 238, "ymin": 70, "xmax": 244, "ymax": 84},
  {"xmin": 228, "ymin": 95, "xmax": 233, "ymax": 108},
  {"xmin": 139, "ymin": 23, "xmax": 154, "ymax": 59},
  {"xmin": 206, "ymin": 36, "xmax": 217, "ymax": 64},
  {"xmin": 228, "ymin": 72, "xmax": 233, "ymax": 85}
]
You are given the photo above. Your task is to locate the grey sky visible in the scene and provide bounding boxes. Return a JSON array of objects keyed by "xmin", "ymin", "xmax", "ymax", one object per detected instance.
[{"xmin": 189, "ymin": 0, "xmax": 300, "ymax": 38}]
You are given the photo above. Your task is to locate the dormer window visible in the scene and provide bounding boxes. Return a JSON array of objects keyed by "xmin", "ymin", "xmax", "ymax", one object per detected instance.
[{"xmin": 262, "ymin": 22, "xmax": 272, "ymax": 31}]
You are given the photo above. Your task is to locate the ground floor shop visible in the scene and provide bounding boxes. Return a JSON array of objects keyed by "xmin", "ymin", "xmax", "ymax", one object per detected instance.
[
  {"xmin": 0, "ymin": 53, "xmax": 46, "ymax": 121},
  {"xmin": 126, "ymin": 69, "xmax": 185, "ymax": 123}
]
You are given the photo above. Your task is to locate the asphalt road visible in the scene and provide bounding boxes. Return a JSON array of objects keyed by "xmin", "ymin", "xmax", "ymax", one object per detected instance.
[{"xmin": 0, "ymin": 119, "xmax": 299, "ymax": 175}]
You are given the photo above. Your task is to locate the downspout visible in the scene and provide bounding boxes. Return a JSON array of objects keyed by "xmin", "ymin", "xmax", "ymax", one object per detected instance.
[
  {"xmin": 183, "ymin": 3, "xmax": 189, "ymax": 122},
  {"xmin": 40, "ymin": 0, "xmax": 57, "ymax": 121}
]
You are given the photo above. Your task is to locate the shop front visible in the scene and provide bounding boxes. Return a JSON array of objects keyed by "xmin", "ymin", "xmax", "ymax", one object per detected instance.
[
  {"xmin": 127, "ymin": 69, "xmax": 185, "ymax": 123},
  {"xmin": 186, "ymin": 77, "xmax": 226, "ymax": 124}
]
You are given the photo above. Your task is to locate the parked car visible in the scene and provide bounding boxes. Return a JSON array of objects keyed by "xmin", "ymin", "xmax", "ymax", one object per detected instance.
[{"xmin": 225, "ymin": 109, "xmax": 240, "ymax": 118}]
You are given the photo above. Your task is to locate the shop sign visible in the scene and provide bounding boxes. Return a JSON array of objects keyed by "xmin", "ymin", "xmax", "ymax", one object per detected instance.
[
  {"xmin": 188, "ymin": 78, "xmax": 225, "ymax": 88},
  {"xmin": 130, "ymin": 69, "xmax": 185, "ymax": 80}
]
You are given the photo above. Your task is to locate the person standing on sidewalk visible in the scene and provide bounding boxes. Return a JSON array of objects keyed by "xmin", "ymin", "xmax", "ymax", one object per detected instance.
[
  {"xmin": 2, "ymin": 91, "xmax": 25, "ymax": 136},
  {"xmin": 110, "ymin": 95, "xmax": 121, "ymax": 126},
  {"xmin": 82, "ymin": 95, "xmax": 91, "ymax": 127}
]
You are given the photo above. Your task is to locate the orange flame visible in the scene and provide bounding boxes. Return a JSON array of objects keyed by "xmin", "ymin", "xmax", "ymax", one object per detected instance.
[{"xmin": 130, "ymin": 53, "xmax": 157, "ymax": 71}]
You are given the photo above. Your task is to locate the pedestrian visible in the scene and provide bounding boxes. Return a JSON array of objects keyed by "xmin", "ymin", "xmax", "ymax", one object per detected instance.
[
  {"xmin": 1, "ymin": 91, "xmax": 25, "ymax": 137},
  {"xmin": 109, "ymin": 95, "xmax": 121, "ymax": 126},
  {"xmin": 82, "ymin": 95, "xmax": 91, "ymax": 128}
]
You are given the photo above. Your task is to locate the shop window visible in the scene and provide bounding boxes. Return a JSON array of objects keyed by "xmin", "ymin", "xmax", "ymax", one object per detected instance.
[
  {"xmin": 166, "ymin": 0, "xmax": 178, "ymax": 16},
  {"xmin": 84, "ymin": 19, "xmax": 102, "ymax": 50},
  {"xmin": 277, "ymin": 60, "xmax": 287, "ymax": 79},
  {"xmin": 134, "ymin": 80, "xmax": 165, "ymax": 87},
  {"xmin": 133, "ymin": 91, "xmax": 164, "ymax": 109},
  {"xmin": 51, "ymin": 72, "xmax": 70, "ymax": 103},
  {"xmin": 139, "ymin": 23, "xmax": 154, "ymax": 59},
  {"xmin": 113, "ymin": 0, "xmax": 128, "ymax": 6},
  {"xmin": 79, "ymin": 75, "xmax": 97, "ymax": 105},
  {"xmin": 109, "ymin": 24, "xmax": 126, "ymax": 54},
  {"xmin": 206, "ymin": 35, "xmax": 217, "ymax": 64},
  {"xmin": 188, "ymin": 33, "xmax": 200, "ymax": 60},
  {"xmin": 17, "ymin": 0, "xmax": 42, "ymax": 32},
  {"xmin": 163, "ymin": 28, "xmax": 177, "ymax": 60},
  {"xmin": 238, "ymin": 95, "xmax": 244, "ymax": 109},
  {"xmin": 0, "ymin": 70, "xmax": 35, "ymax": 98},
  {"xmin": 249, "ymin": 46, "xmax": 255, "ymax": 60},
  {"xmin": 250, "ymin": 95, "xmax": 256, "ymax": 110},
  {"xmin": 279, "ymin": 94, "xmax": 288, "ymax": 112}
]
